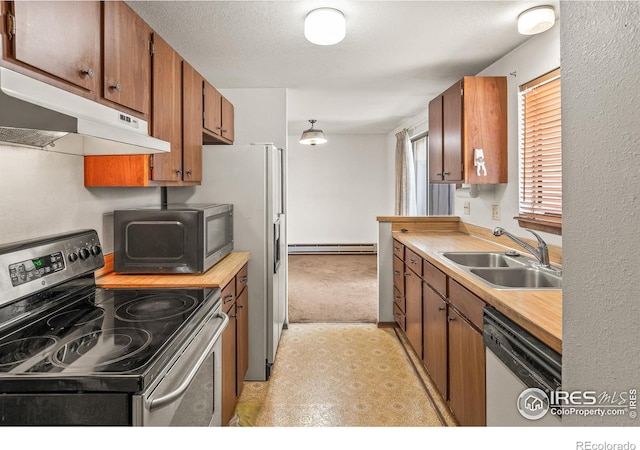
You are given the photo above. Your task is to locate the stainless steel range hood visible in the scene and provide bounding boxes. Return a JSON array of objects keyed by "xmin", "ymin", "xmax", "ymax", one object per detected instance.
[{"xmin": 0, "ymin": 67, "xmax": 170, "ymax": 155}]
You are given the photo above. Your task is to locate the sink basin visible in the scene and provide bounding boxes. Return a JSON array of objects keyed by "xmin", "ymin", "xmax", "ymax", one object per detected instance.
[
  {"xmin": 441, "ymin": 252, "xmax": 526, "ymax": 268},
  {"xmin": 469, "ymin": 267, "xmax": 562, "ymax": 289}
]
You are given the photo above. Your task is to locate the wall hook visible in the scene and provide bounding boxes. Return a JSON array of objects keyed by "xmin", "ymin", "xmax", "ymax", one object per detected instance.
[{"xmin": 509, "ymin": 70, "xmax": 517, "ymax": 77}]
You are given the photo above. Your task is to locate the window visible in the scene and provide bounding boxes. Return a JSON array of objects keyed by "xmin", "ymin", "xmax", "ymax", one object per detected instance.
[
  {"xmin": 517, "ymin": 68, "xmax": 562, "ymax": 234},
  {"xmin": 411, "ymin": 133, "xmax": 453, "ymax": 216}
]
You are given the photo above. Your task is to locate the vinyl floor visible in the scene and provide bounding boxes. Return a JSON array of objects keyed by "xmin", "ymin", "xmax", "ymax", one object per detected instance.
[{"xmin": 234, "ymin": 323, "xmax": 457, "ymax": 427}]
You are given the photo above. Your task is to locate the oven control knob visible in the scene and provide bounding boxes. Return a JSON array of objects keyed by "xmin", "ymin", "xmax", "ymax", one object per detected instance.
[
  {"xmin": 91, "ymin": 245, "xmax": 102, "ymax": 256},
  {"xmin": 68, "ymin": 252, "xmax": 79, "ymax": 262},
  {"xmin": 79, "ymin": 248, "xmax": 91, "ymax": 260}
]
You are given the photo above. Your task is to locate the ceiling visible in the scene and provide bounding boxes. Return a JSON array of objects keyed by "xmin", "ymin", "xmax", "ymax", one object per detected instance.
[{"xmin": 127, "ymin": 1, "xmax": 559, "ymax": 137}]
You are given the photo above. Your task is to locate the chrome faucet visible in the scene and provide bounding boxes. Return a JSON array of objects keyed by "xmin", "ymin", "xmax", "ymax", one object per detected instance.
[{"xmin": 493, "ymin": 227, "xmax": 551, "ymax": 269}]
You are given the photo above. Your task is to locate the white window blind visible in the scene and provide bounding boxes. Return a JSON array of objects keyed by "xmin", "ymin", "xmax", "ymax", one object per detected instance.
[{"xmin": 518, "ymin": 68, "xmax": 562, "ymax": 234}]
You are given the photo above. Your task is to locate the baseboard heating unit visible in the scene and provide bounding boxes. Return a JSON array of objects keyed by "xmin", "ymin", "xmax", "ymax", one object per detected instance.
[{"xmin": 288, "ymin": 243, "xmax": 377, "ymax": 255}]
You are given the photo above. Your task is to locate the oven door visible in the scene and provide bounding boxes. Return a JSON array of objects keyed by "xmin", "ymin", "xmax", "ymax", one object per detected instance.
[{"xmin": 132, "ymin": 307, "xmax": 229, "ymax": 426}]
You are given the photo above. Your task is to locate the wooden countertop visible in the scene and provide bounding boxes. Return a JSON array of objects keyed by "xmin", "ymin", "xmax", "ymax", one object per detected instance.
[
  {"xmin": 393, "ymin": 231, "xmax": 562, "ymax": 354},
  {"xmin": 96, "ymin": 252, "xmax": 251, "ymax": 289}
]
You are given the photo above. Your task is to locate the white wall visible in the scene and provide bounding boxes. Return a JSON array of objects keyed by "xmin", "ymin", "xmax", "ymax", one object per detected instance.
[
  {"xmin": 0, "ymin": 144, "xmax": 160, "ymax": 251},
  {"xmin": 287, "ymin": 134, "xmax": 393, "ymax": 244},
  {"xmin": 561, "ymin": 1, "xmax": 640, "ymax": 426}
]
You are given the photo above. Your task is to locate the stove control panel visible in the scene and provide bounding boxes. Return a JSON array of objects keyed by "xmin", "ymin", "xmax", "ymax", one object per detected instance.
[
  {"xmin": 9, "ymin": 252, "xmax": 65, "ymax": 287},
  {"xmin": 0, "ymin": 229, "xmax": 104, "ymax": 307}
]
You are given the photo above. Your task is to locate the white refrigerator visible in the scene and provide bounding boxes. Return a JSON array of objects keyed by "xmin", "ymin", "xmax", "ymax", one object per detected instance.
[{"xmin": 199, "ymin": 143, "xmax": 287, "ymax": 381}]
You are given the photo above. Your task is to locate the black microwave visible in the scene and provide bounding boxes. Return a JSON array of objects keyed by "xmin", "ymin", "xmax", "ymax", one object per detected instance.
[{"xmin": 113, "ymin": 203, "xmax": 233, "ymax": 274}]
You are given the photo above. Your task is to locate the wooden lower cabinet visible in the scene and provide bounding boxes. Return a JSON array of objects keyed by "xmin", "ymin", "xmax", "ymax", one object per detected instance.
[
  {"xmin": 404, "ymin": 268, "xmax": 423, "ymax": 358},
  {"xmin": 220, "ymin": 264, "xmax": 249, "ymax": 426},
  {"xmin": 447, "ymin": 306, "xmax": 486, "ymax": 426},
  {"xmin": 235, "ymin": 270, "xmax": 249, "ymax": 397},
  {"xmin": 422, "ymin": 283, "xmax": 448, "ymax": 398},
  {"xmin": 221, "ymin": 295, "xmax": 237, "ymax": 426}
]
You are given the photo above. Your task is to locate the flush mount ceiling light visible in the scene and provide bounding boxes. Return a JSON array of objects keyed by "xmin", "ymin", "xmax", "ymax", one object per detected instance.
[
  {"xmin": 518, "ymin": 5, "xmax": 556, "ymax": 35},
  {"xmin": 299, "ymin": 120, "xmax": 327, "ymax": 145},
  {"xmin": 304, "ymin": 8, "xmax": 346, "ymax": 45}
]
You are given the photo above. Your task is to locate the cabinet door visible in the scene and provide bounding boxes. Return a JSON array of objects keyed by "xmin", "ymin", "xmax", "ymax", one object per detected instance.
[
  {"xmin": 221, "ymin": 96, "xmax": 234, "ymax": 142},
  {"xmin": 182, "ymin": 61, "xmax": 203, "ymax": 182},
  {"xmin": 423, "ymin": 284, "xmax": 448, "ymax": 398},
  {"xmin": 442, "ymin": 81, "xmax": 463, "ymax": 182},
  {"xmin": 221, "ymin": 302, "xmax": 237, "ymax": 426},
  {"xmin": 151, "ymin": 33, "xmax": 183, "ymax": 181},
  {"xmin": 236, "ymin": 285, "xmax": 249, "ymax": 397},
  {"xmin": 203, "ymin": 82, "xmax": 222, "ymax": 136},
  {"xmin": 11, "ymin": 1, "xmax": 100, "ymax": 92},
  {"xmin": 392, "ymin": 255, "xmax": 405, "ymax": 297},
  {"xmin": 405, "ymin": 268, "xmax": 423, "ymax": 358},
  {"xmin": 103, "ymin": 1, "xmax": 151, "ymax": 115},
  {"xmin": 448, "ymin": 307, "xmax": 486, "ymax": 426},
  {"xmin": 428, "ymin": 95, "xmax": 444, "ymax": 182}
]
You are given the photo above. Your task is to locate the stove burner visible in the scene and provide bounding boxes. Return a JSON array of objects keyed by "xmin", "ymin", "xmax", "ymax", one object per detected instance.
[
  {"xmin": 0, "ymin": 336, "xmax": 58, "ymax": 367},
  {"xmin": 50, "ymin": 328, "xmax": 152, "ymax": 369},
  {"xmin": 115, "ymin": 294, "xmax": 198, "ymax": 322},
  {"xmin": 46, "ymin": 308, "xmax": 105, "ymax": 330}
]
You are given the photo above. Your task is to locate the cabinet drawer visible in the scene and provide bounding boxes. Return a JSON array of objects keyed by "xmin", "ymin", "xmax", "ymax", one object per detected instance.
[
  {"xmin": 393, "ymin": 286, "xmax": 405, "ymax": 313},
  {"xmin": 221, "ymin": 279, "xmax": 236, "ymax": 314},
  {"xmin": 393, "ymin": 255, "xmax": 405, "ymax": 295},
  {"xmin": 235, "ymin": 263, "xmax": 248, "ymax": 296},
  {"xmin": 393, "ymin": 240, "xmax": 405, "ymax": 260},
  {"xmin": 393, "ymin": 302, "xmax": 406, "ymax": 331},
  {"xmin": 405, "ymin": 248, "xmax": 423, "ymax": 277},
  {"xmin": 424, "ymin": 260, "xmax": 447, "ymax": 297},
  {"xmin": 448, "ymin": 279, "xmax": 485, "ymax": 330}
]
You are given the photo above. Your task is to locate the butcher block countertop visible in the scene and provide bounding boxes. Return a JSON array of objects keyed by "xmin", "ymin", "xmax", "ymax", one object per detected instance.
[
  {"xmin": 96, "ymin": 252, "xmax": 251, "ymax": 289},
  {"xmin": 393, "ymin": 231, "xmax": 562, "ymax": 354}
]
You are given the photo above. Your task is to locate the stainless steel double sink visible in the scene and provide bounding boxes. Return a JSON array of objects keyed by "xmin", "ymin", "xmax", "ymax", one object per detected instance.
[{"xmin": 437, "ymin": 252, "xmax": 562, "ymax": 290}]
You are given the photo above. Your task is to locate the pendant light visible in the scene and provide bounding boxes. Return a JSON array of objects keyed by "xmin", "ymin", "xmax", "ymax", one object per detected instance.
[
  {"xmin": 299, "ymin": 120, "xmax": 327, "ymax": 146},
  {"xmin": 517, "ymin": 5, "xmax": 555, "ymax": 35},
  {"xmin": 304, "ymin": 8, "xmax": 346, "ymax": 46}
]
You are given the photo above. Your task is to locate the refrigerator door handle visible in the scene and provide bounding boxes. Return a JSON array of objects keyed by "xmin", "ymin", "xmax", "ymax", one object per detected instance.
[{"xmin": 273, "ymin": 219, "xmax": 281, "ymax": 274}]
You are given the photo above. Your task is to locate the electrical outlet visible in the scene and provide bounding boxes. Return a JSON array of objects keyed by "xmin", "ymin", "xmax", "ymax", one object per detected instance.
[
  {"xmin": 464, "ymin": 202, "xmax": 470, "ymax": 215},
  {"xmin": 492, "ymin": 205, "xmax": 500, "ymax": 221}
]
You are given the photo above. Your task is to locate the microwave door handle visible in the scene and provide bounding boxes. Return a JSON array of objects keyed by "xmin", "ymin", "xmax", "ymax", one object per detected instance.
[{"xmin": 145, "ymin": 311, "xmax": 229, "ymax": 411}]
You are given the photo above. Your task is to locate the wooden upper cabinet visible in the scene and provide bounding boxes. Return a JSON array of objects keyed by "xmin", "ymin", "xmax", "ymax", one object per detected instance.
[
  {"xmin": 428, "ymin": 95, "xmax": 444, "ymax": 183},
  {"xmin": 221, "ymin": 96, "xmax": 235, "ymax": 142},
  {"xmin": 442, "ymin": 81, "xmax": 464, "ymax": 182},
  {"xmin": 429, "ymin": 76, "xmax": 507, "ymax": 184},
  {"xmin": 182, "ymin": 61, "xmax": 204, "ymax": 182},
  {"xmin": 8, "ymin": 1, "xmax": 100, "ymax": 92},
  {"xmin": 203, "ymin": 81, "xmax": 234, "ymax": 144},
  {"xmin": 150, "ymin": 33, "xmax": 182, "ymax": 182},
  {"xmin": 103, "ymin": 1, "xmax": 151, "ymax": 116}
]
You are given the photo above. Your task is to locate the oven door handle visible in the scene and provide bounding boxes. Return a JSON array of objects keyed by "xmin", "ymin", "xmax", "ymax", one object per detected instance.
[{"xmin": 146, "ymin": 311, "xmax": 229, "ymax": 412}]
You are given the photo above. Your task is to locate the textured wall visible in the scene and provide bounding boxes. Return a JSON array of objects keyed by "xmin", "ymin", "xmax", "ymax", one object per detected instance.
[{"xmin": 562, "ymin": 1, "xmax": 640, "ymax": 425}]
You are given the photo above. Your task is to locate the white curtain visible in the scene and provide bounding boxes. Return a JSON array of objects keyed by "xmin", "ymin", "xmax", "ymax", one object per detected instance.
[{"xmin": 394, "ymin": 129, "xmax": 417, "ymax": 216}]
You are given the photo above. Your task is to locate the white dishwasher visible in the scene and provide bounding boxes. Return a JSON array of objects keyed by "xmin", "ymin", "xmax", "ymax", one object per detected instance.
[{"xmin": 483, "ymin": 306, "xmax": 562, "ymax": 426}]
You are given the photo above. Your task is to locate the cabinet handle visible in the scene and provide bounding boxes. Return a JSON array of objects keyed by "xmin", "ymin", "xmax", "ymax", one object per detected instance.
[
  {"xmin": 448, "ymin": 316, "xmax": 455, "ymax": 322},
  {"xmin": 186, "ymin": 170, "xmax": 192, "ymax": 176},
  {"xmin": 176, "ymin": 169, "xmax": 183, "ymax": 175},
  {"xmin": 223, "ymin": 294, "xmax": 234, "ymax": 304},
  {"xmin": 443, "ymin": 172, "xmax": 451, "ymax": 176},
  {"xmin": 409, "ymin": 259, "xmax": 417, "ymax": 264},
  {"xmin": 237, "ymin": 304, "xmax": 243, "ymax": 309},
  {"xmin": 240, "ymin": 276, "xmax": 248, "ymax": 282},
  {"xmin": 394, "ymin": 246, "xmax": 400, "ymax": 251},
  {"xmin": 436, "ymin": 172, "xmax": 442, "ymax": 176},
  {"xmin": 231, "ymin": 313, "xmax": 238, "ymax": 319},
  {"xmin": 216, "ymin": 126, "xmax": 222, "ymax": 130},
  {"xmin": 394, "ymin": 271, "xmax": 401, "ymax": 276},
  {"xmin": 109, "ymin": 83, "xmax": 122, "ymax": 92},
  {"xmin": 81, "ymin": 68, "xmax": 95, "ymax": 78},
  {"xmin": 438, "ymin": 307, "xmax": 445, "ymax": 311},
  {"xmin": 221, "ymin": 129, "xmax": 228, "ymax": 132}
]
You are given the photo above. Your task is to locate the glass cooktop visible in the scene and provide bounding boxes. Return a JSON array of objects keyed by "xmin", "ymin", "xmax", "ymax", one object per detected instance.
[{"xmin": 0, "ymin": 285, "xmax": 218, "ymax": 393}]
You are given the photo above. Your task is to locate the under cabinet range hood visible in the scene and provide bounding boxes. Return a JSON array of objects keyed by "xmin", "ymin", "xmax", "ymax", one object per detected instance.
[{"xmin": 0, "ymin": 68, "xmax": 170, "ymax": 155}]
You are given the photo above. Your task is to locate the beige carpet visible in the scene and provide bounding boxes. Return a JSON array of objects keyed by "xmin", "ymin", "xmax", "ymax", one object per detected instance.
[{"xmin": 287, "ymin": 254, "xmax": 377, "ymax": 323}]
